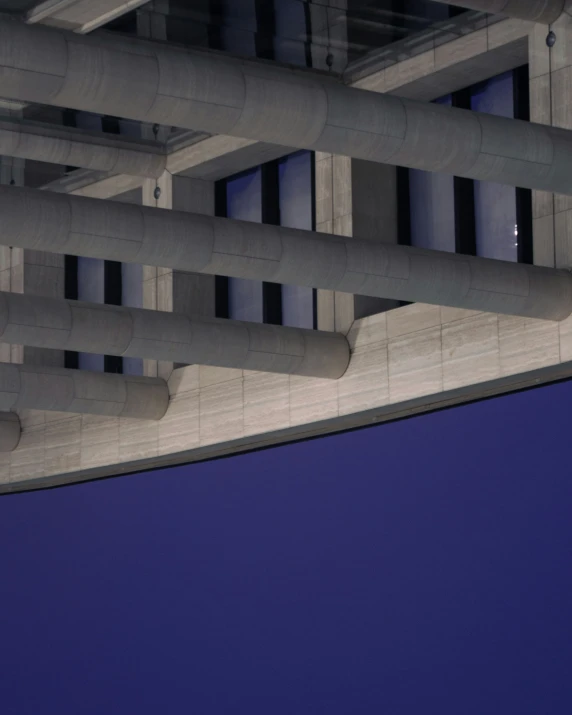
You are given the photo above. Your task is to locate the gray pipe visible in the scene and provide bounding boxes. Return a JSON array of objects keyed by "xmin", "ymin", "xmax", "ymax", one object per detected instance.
[
  {"xmin": 1, "ymin": 17, "xmax": 572, "ymax": 193},
  {"xmin": 0, "ymin": 118, "xmax": 166, "ymax": 178},
  {"xmin": 0, "ymin": 362, "xmax": 169, "ymax": 420},
  {"xmin": 0, "ymin": 292, "xmax": 350, "ymax": 380},
  {"xmin": 0, "ymin": 411, "xmax": 20, "ymax": 452},
  {"xmin": 1, "ymin": 186, "xmax": 571, "ymax": 321}
]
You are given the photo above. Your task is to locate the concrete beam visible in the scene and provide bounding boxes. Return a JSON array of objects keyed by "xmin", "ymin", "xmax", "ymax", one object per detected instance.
[
  {"xmin": 0, "ymin": 292, "xmax": 350, "ymax": 379},
  {"xmin": 2, "ymin": 17, "xmax": 572, "ymax": 195},
  {"xmin": 435, "ymin": 1, "xmax": 565, "ymax": 23},
  {"xmin": 0, "ymin": 412, "xmax": 20, "ymax": 452},
  {"xmin": 0, "ymin": 362, "xmax": 168, "ymax": 420},
  {"xmin": 1, "ymin": 186, "xmax": 571, "ymax": 321},
  {"xmin": 27, "ymin": 0, "xmax": 151, "ymax": 34},
  {"xmin": 0, "ymin": 117, "xmax": 166, "ymax": 177}
]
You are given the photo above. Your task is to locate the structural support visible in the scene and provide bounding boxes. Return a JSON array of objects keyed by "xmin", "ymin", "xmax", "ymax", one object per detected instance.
[
  {"xmin": 1, "ymin": 186, "xmax": 571, "ymax": 321},
  {"xmin": 0, "ymin": 411, "xmax": 20, "ymax": 452},
  {"xmin": 0, "ymin": 118, "xmax": 166, "ymax": 177},
  {"xmin": 435, "ymin": 1, "xmax": 566, "ymax": 23},
  {"xmin": 3, "ymin": 18, "xmax": 572, "ymax": 195},
  {"xmin": 0, "ymin": 362, "xmax": 168, "ymax": 420},
  {"xmin": 27, "ymin": 0, "xmax": 151, "ymax": 34},
  {"xmin": 0, "ymin": 292, "xmax": 350, "ymax": 379}
]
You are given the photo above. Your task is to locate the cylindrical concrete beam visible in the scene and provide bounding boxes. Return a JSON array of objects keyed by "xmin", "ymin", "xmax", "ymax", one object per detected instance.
[
  {"xmin": 0, "ymin": 118, "xmax": 166, "ymax": 178},
  {"xmin": 0, "ymin": 293, "xmax": 350, "ymax": 379},
  {"xmin": 0, "ymin": 412, "xmax": 21, "ymax": 452},
  {"xmin": 435, "ymin": 1, "xmax": 565, "ymax": 23},
  {"xmin": 2, "ymin": 17, "xmax": 572, "ymax": 194},
  {"xmin": 0, "ymin": 363, "xmax": 169, "ymax": 420},
  {"xmin": 1, "ymin": 186, "xmax": 571, "ymax": 321}
]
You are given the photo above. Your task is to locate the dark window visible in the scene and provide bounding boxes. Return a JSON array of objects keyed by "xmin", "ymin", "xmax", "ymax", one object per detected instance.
[
  {"xmin": 403, "ymin": 66, "xmax": 533, "ymax": 265},
  {"xmin": 215, "ymin": 152, "xmax": 316, "ymax": 329}
]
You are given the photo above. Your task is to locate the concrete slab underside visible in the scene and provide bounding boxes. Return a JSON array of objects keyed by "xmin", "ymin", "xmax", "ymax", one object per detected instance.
[{"xmin": 2, "ymin": 303, "xmax": 572, "ymax": 493}]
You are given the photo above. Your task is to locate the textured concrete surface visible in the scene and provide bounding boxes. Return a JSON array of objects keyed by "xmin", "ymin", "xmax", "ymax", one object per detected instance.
[
  {"xmin": 3, "ymin": 303, "xmax": 572, "ymax": 490},
  {"xmin": 0, "ymin": 362, "xmax": 168, "ymax": 419},
  {"xmin": 27, "ymin": 0, "xmax": 150, "ymax": 34},
  {"xmin": 0, "ymin": 412, "xmax": 20, "ymax": 452},
  {"xmin": 3, "ymin": 17, "xmax": 572, "ymax": 194},
  {"xmin": 438, "ymin": 1, "xmax": 566, "ymax": 24},
  {"xmin": 0, "ymin": 292, "xmax": 350, "ymax": 379},
  {"xmin": 1, "ymin": 186, "xmax": 571, "ymax": 321},
  {"xmin": 0, "ymin": 118, "xmax": 165, "ymax": 177}
]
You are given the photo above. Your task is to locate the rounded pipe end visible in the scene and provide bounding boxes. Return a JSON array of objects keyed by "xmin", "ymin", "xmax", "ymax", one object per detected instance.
[{"xmin": 0, "ymin": 412, "xmax": 21, "ymax": 452}]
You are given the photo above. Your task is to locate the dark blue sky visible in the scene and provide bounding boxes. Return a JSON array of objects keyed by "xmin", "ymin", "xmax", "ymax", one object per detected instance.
[{"xmin": 1, "ymin": 381, "xmax": 572, "ymax": 715}]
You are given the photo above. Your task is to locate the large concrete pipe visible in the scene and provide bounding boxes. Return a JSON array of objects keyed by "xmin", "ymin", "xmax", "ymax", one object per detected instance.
[{"xmin": 1, "ymin": 186, "xmax": 571, "ymax": 321}]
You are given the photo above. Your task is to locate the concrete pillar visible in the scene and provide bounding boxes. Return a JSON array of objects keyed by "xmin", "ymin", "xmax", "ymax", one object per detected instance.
[
  {"xmin": 315, "ymin": 154, "xmax": 399, "ymax": 333},
  {"xmin": 2, "ymin": 185, "xmax": 571, "ymax": 321},
  {"xmin": 530, "ymin": 10, "xmax": 572, "ymax": 269},
  {"xmin": 137, "ymin": 3, "xmax": 217, "ymax": 380},
  {"xmin": 0, "ymin": 292, "xmax": 350, "ymax": 379},
  {"xmin": 142, "ymin": 172, "xmax": 216, "ymax": 379},
  {"xmin": 436, "ymin": 1, "xmax": 565, "ymax": 23},
  {"xmin": 5, "ymin": 18, "xmax": 572, "ymax": 195},
  {"xmin": 0, "ymin": 118, "xmax": 166, "ymax": 177},
  {"xmin": 0, "ymin": 412, "xmax": 20, "ymax": 452},
  {"xmin": 0, "ymin": 362, "xmax": 168, "ymax": 420}
]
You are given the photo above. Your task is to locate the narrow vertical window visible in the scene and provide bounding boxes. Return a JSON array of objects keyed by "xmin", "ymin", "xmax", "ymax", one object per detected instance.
[
  {"xmin": 226, "ymin": 168, "xmax": 264, "ymax": 323},
  {"xmin": 279, "ymin": 151, "xmax": 314, "ymax": 328},
  {"xmin": 471, "ymin": 72, "xmax": 518, "ymax": 262}
]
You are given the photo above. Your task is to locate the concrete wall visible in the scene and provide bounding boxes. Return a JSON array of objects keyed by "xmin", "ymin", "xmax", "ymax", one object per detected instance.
[{"xmin": 3, "ymin": 303, "xmax": 572, "ymax": 492}]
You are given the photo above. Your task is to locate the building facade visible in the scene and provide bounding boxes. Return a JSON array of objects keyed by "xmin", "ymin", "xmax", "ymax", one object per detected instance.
[{"xmin": 1, "ymin": 0, "xmax": 572, "ymax": 491}]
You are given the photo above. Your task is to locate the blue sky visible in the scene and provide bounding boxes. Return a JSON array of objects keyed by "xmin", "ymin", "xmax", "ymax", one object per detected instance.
[{"xmin": 1, "ymin": 381, "xmax": 572, "ymax": 715}]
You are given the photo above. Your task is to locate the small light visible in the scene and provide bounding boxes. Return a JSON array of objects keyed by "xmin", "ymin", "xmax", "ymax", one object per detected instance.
[
  {"xmin": 153, "ymin": 186, "xmax": 161, "ymax": 200},
  {"xmin": 546, "ymin": 31, "xmax": 556, "ymax": 48}
]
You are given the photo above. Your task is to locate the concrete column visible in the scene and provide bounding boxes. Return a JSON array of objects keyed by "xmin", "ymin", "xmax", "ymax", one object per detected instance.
[
  {"xmin": 0, "ymin": 292, "xmax": 350, "ymax": 379},
  {"xmin": 2, "ymin": 186, "xmax": 571, "ymax": 320},
  {"xmin": 0, "ymin": 101, "xmax": 26, "ymax": 367},
  {"xmin": 5, "ymin": 18, "xmax": 572, "ymax": 195},
  {"xmin": 0, "ymin": 118, "xmax": 166, "ymax": 177},
  {"xmin": 530, "ymin": 11, "xmax": 572, "ymax": 269},
  {"xmin": 0, "ymin": 412, "xmax": 20, "ymax": 452},
  {"xmin": 436, "ymin": 1, "xmax": 566, "ymax": 23},
  {"xmin": 316, "ymin": 154, "xmax": 399, "ymax": 333},
  {"xmin": 138, "ymin": 3, "xmax": 216, "ymax": 379},
  {"xmin": 142, "ymin": 172, "xmax": 216, "ymax": 379},
  {"xmin": 0, "ymin": 363, "xmax": 168, "ymax": 420}
]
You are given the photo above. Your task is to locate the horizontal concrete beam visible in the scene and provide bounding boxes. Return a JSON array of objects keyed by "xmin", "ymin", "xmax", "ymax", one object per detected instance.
[
  {"xmin": 0, "ymin": 118, "xmax": 166, "ymax": 177},
  {"xmin": 0, "ymin": 362, "xmax": 168, "ymax": 420},
  {"xmin": 2, "ymin": 186, "xmax": 571, "ymax": 321},
  {"xmin": 2, "ymin": 17, "xmax": 572, "ymax": 194},
  {"xmin": 0, "ymin": 292, "xmax": 350, "ymax": 379},
  {"xmin": 27, "ymin": 0, "xmax": 151, "ymax": 34},
  {"xmin": 436, "ymin": 1, "xmax": 565, "ymax": 23},
  {"xmin": 0, "ymin": 412, "xmax": 20, "ymax": 452}
]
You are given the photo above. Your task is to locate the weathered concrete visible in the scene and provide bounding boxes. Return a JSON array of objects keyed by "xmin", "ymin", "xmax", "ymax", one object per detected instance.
[
  {"xmin": 3, "ymin": 17, "xmax": 572, "ymax": 194},
  {"xmin": 1, "ymin": 186, "xmax": 571, "ymax": 321},
  {"xmin": 27, "ymin": 0, "xmax": 151, "ymax": 34},
  {"xmin": 437, "ymin": 1, "xmax": 566, "ymax": 24},
  {"xmin": 0, "ymin": 412, "xmax": 20, "ymax": 452},
  {"xmin": 0, "ymin": 292, "xmax": 350, "ymax": 379},
  {"xmin": 0, "ymin": 118, "xmax": 166, "ymax": 177},
  {"xmin": 0, "ymin": 362, "xmax": 168, "ymax": 420}
]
